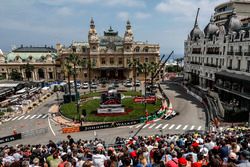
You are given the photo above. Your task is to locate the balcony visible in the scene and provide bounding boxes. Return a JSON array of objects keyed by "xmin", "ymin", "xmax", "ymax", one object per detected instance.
[
  {"xmin": 207, "ymin": 52, "xmax": 220, "ymax": 55},
  {"xmin": 190, "ymin": 61, "xmax": 200, "ymax": 65},
  {"xmin": 192, "ymin": 52, "xmax": 201, "ymax": 54},
  {"xmin": 204, "ymin": 63, "xmax": 218, "ymax": 68},
  {"xmin": 244, "ymin": 52, "xmax": 250, "ymax": 56},
  {"xmin": 235, "ymin": 52, "xmax": 243, "ymax": 56},
  {"xmin": 227, "ymin": 52, "xmax": 234, "ymax": 56}
]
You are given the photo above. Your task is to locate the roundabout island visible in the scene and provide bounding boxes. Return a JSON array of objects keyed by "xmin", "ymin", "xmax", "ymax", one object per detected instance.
[{"xmin": 60, "ymin": 89, "xmax": 162, "ymax": 122}]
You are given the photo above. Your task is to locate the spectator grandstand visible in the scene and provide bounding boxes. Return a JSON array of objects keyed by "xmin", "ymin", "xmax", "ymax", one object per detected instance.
[{"xmin": 0, "ymin": 128, "xmax": 250, "ymax": 167}]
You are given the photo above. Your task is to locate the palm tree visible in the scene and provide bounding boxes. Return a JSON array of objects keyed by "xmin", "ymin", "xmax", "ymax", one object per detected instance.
[
  {"xmin": 66, "ymin": 54, "xmax": 82, "ymax": 123},
  {"xmin": 9, "ymin": 70, "xmax": 22, "ymax": 81},
  {"xmin": 64, "ymin": 62, "xmax": 73, "ymax": 102},
  {"xmin": 66, "ymin": 54, "xmax": 81, "ymax": 99},
  {"xmin": 175, "ymin": 57, "xmax": 184, "ymax": 73},
  {"xmin": 137, "ymin": 62, "xmax": 151, "ymax": 118},
  {"xmin": 21, "ymin": 63, "xmax": 34, "ymax": 81},
  {"xmin": 128, "ymin": 59, "xmax": 140, "ymax": 92},
  {"xmin": 148, "ymin": 62, "xmax": 158, "ymax": 86},
  {"xmin": 79, "ymin": 58, "xmax": 94, "ymax": 92}
]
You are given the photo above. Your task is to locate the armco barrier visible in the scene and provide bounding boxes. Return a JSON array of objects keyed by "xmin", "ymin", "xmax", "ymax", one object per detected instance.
[
  {"xmin": 80, "ymin": 123, "xmax": 113, "ymax": 131},
  {"xmin": 62, "ymin": 126, "xmax": 80, "ymax": 133},
  {"xmin": 0, "ymin": 133, "xmax": 22, "ymax": 144},
  {"xmin": 80, "ymin": 120, "xmax": 140, "ymax": 132}
]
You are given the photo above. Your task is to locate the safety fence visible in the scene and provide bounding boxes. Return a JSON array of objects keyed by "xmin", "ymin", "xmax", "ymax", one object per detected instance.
[{"xmin": 0, "ymin": 133, "xmax": 22, "ymax": 144}]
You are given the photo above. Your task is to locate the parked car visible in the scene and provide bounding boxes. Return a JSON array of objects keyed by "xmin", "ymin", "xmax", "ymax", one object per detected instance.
[
  {"xmin": 82, "ymin": 82, "xmax": 89, "ymax": 89},
  {"xmin": 90, "ymin": 82, "xmax": 98, "ymax": 89},
  {"xmin": 135, "ymin": 80, "xmax": 141, "ymax": 87},
  {"xmin": 124, "ymin": 82, "xmax": 132, "ymax": 87}
]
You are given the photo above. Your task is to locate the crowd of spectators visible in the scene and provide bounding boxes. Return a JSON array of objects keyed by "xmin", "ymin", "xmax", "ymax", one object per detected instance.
[{"xmin": 0, "ymin": 129, "xmax": 250, "ymax": 167}]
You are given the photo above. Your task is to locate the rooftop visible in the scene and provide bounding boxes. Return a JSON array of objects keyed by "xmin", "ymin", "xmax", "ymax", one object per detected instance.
[{"xmin": 13, "ymin": 46, "xmax": 57, "ymax": 53}]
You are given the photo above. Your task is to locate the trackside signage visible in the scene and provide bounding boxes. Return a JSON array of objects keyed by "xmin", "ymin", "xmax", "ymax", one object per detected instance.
[
  {"xmin": 0, "ymin": 133, "xmax": 22, "ymax": 144},
  {"xmin": 80, "ymin": 120, "xmax": 140, "ymax": 131}
]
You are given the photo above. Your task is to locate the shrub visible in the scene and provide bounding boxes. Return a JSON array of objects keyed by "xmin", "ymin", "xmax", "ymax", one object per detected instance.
[
  {"xmin": 7, "ymin": 107, "xmax": 13, "ymax": 112},
  {"xmin": 28, "ymin": 107, "xmax": 32, "ymax": 110},
  {"xmin": 47, "ymin": 94, "xmax": 50, "ymax": 97},
  {"xmin": 33, "ymin": 103, "xmax": 37, "ymax": 106},
  {"xmin": 39, "ymin": 100, "xmax": 42, "ymax": 103}
]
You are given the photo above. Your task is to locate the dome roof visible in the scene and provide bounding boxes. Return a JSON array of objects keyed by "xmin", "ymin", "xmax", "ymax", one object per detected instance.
[
  {"xmin": 229, "ymin": 11, "xmax": 242, "ymax": 31},
  {"xmin": 204, "ymin": 16, "xmax": 219, "ymax": 37},
  {"xmin": 99, "ymin": 27, "xmax": 123, "ymax": 46},
  {"xmin": 190, "ymin": 24, "xmax": 204, "ymax": 40}
]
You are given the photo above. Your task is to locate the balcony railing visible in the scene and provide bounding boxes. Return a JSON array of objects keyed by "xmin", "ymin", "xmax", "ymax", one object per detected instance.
[
  {"xmin": 207, "ymin": 52, "xmax": 220, "ymax": 55},
  {"xmin": 204, "ymin": 63, "xmax": 218, "ymax": 68},
  {"xmin": 227, "ymin": 52, "xmax": 234, "ymax": 55},
  {"xmin": 190, "ymin": 62, "xmax": 200, "ymax": 65},
  {"xmin": 244, "ymin": 52, "xmax": 250, "ymax": 56},
  {"xmin": 235, "ymin": 52, "xmax": 243, "ymax": 56}
]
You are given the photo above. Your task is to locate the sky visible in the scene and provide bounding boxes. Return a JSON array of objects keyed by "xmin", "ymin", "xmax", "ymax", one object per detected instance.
[{"xmin": 0, "ymin": 0, "xmax": 227, "ymax": 57}]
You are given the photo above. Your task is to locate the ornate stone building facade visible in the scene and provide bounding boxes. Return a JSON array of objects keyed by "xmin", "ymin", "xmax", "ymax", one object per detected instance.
[
  {"xmin": 57, "ymin": 19, "xmax": 160, "ymax": 81},
  {"xmin": 184, "ymin": 0, "xmax": 250, "ymax": 113},
  {"xmin": 0, "ymin": 46, "xmax": 59, "ymax": 81}
]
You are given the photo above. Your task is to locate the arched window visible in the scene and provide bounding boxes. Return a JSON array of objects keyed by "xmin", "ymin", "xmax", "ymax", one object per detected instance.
[
  {"xmin": 134, "ymin": 46, "xmax": 140, "ymax": 52},
  {"xmin": 143, "ymin": 47, "xmax": 149, "ymax": 52}
]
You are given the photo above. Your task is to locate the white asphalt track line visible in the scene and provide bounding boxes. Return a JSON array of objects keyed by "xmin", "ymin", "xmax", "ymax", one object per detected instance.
[
  {"xmin": 149, "ymin": 123, "xmax": 156, "ymax": 129},
  {"xmin": 162, "ymin": 124, "xmax": 169, "ymax": 129},
  {"xmin": 183, "ymin": 125, "xmax": 188, "ymax": 130},
  {"xmin": 169, "ymin": 124, "xmax": 175, "ymax": 130},
  {"xmin": 11, "ymin": 116, "xmax": 19, "ymax": 121},
  {"xmin": 143, "ymin": 124, "xmax": 150, "ymax": 129},
  {"xmin": 48, "ymin": 117, "xmax": 56, "ymax": 136},
  {"xmin": 30, "ymin": 115, "xmax": 37, "ymax": 119},
  {"xmin": 5, "ymin": 118, "xmax": 12, "ymax": 121},
  {"xmin": 42, "ymin": 114, "xmax": 48, "ymax": 119},
  {"xmin": 36, "ymin": 114, "xmax": 42, "ymax": 119},
  {"xmin": 17, "ymin": 115, "xmax": 25, "ymax": 120},
  {"xmin": 175, "ymin": 124, "xmax": 182, "ymax": 130},
  {"xmin": 197, "ymin": 126, "xmax": 202, "ymax": 130},
  {"xmin": 190, "ymin": 125, "xmax": 195, "ymax": 130},
  {"xmin": 155, "ymin": 124, "xmax": 162, "ymax": 129},
  {"xmin": 24, "ymin": 115, "xmax": 30, "ymax": 119}
]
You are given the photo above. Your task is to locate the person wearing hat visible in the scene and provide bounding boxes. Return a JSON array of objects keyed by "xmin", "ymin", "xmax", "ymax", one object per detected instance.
[
  {"xmin": 178, "ymin": 157, "xmax": 187, "ymax": 167},
  {"xmin": 32, "ymin": 157, "xmax": 40, "ymax": 167},
  {"xmin": 165, "ymin": 151, "xmax": 178, "ymax": 167},
  {"xmin": 237, "ymin": 150, "xmax": 250, "ymax": 167}
]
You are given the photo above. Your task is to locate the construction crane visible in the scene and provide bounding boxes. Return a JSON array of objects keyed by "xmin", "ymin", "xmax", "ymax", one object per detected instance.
[{"xmin": 152, "ymin": 51, "xmax": 174, "ymax": 82}]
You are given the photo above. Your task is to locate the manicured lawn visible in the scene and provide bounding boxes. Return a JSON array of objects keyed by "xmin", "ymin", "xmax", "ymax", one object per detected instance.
[
  {"xmin": 80, "ymin": 90, "xmax": 141, "ymax": 99},
  {"xmin": 122, "ymin": 91, "xmax": 142, "ymax": 96},
  {"xmin": 60, "ymin": 98, "xmax": 161, "ymax": 122}
]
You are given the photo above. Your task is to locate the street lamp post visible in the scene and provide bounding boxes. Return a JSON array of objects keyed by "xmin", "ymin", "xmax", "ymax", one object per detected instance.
[
  {"xmin": 229, "ymin": 99, "xmax": 238, "ymax": 128},
  {"xmin": 144, "ymin": 66, "xmax": 147, "ymax": 121},
  {"xmin": 76, "ymin": 100, "xmax": 81, "ymax": 125}
]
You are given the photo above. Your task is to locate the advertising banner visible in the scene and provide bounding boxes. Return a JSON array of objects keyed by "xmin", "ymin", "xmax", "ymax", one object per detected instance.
[{"xmin": 0, "ymin": 133, "xmax": 22, "ymax": 144}]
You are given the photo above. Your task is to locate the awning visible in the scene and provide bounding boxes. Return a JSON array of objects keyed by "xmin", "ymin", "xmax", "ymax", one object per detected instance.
[{"xmin": 215, "ymin": 71, "xmax": 250, "ymax": 82}]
